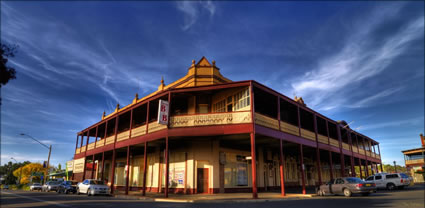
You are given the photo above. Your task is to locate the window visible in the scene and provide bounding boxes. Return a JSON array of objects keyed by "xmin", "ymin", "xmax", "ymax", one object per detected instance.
[
  {"xmin": 386, "ymin": 174, "xmax": 399, "ymax": 179},
  {"xmin": 375, "ymin": 175, "xmax": 382, "ymax": 180},
  {"xmin": 224, "ymin": 153, "xmax": 249, "ymax": 187},
  {"xmin": 347, "ymin": 178, "xmax": 364, "ymax": 183},
  {"xmin": 327, "ymin": 179, "xmax": 335, "ymax": 184},
  {"xmin": 213, "ymin": 100, "xmax": 226, "ymax": 112},
  {"xmin": 400, "ymin": 173, "xmax": 409, "ymax": 179},
  {"xmin": 336, "ymin": 179, "xmax": 344, "ymax": 184},
  {"xmin": 366, "ymin": 176, "xmax": 374, "ymax": 181},
  {"xmin": 233, "ymin": 88, "xmax": 250, "ymax": 111}
]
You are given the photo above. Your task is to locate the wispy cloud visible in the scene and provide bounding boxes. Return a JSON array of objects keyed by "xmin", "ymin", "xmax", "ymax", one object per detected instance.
[
  {"xmin": 290, "ymin": 3, "xmax": 424, "ymax": 111},
  {"xmin": 348, "ymin": 87, "xmax": 405, "ymax": 108},
  {"xmin": 176, "ymin": 1, "xmax": 216, "ymax": 31},
  {"xmin": 359, "ymin": 116, "xmax": 424, "ymax": 131}
]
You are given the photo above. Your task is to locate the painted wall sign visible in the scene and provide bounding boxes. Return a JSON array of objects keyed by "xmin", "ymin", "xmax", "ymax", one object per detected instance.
[
  {"xmin": 157, "ymin": 100, "xmax": 169, "ymax": 125},
  {"xmin": 73, "ymin": 158, "xmax": 85, "ymax": 173}
]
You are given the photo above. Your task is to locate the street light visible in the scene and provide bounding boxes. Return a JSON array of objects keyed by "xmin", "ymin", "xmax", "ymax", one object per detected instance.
[
  {"xmin": 10, "ymin": 157, "xmax": 23, "ymax": 185},
  {"xmin": 19, "ymin": 133, "xmax": 52, "ymax": 184},
  {"xmin": 393, "ymin": 161, "xmax": 397, "ymax": 173}
]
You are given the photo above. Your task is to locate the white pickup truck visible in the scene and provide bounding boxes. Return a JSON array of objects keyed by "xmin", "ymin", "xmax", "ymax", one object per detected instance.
[{"xmin": 365, "ymin": 173, "xmax": 411, "ymax": 190}]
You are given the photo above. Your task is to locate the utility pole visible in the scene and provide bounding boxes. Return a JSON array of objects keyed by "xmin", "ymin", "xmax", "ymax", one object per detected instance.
[
  {"xmin": 393, "ymin": 161, "xmax": 397, "ymax": 173},
  {"xmin": 19, "ymin": 133, "xmax": 52, "ymax": 184}
]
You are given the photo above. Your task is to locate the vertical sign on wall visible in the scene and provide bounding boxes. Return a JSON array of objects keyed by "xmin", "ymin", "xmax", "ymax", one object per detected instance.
[{"xmin": 157, "ymin": 100, "xmax": 169, "ymax": 125}]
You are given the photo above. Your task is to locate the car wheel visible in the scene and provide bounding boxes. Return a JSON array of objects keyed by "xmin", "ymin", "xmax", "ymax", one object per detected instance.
[
  {"xmin": 343, "ymin": 188, "xmax": 352, "ymax": 197},
  {"xmin": 387, "ymin": 183, "xmax": 396, "ymax": 190},
  {"xmin": 77, "ymin": 188, "xmax": 81, "ymax": 195},
  {"xmin": 362, "ymin": 193, "xmax": 370, "ymax": 196},
  {"xmin": 87, "ymin": 189, "xmax": 91, "ymax": 196}
]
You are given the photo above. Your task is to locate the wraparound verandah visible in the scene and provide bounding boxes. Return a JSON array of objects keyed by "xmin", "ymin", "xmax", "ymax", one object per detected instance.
[{"xmin": 72, "ymin": 127, "xmax": 382, "ymax": 198}]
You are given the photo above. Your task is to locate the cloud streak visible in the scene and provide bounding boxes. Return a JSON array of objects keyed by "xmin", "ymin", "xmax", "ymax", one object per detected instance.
[
  {"xmin": 176, "ymin": 1, "xmax": 216, "ymax": 31},
  {"xmin": 290, "ymin": 3, "xmax": 424, "ymax": 111}
]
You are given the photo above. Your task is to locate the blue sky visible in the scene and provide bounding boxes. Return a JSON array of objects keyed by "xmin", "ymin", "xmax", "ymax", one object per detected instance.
[{"xmin": 1, "ymin": 1, "xmax": 423, "ymax": 168}]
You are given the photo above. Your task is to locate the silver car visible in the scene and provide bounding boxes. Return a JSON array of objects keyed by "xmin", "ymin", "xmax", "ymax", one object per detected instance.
[
  {"xmin": 42, "ymin": 181, "xmax": 61, "ymax": 192},
  {"xmin": 317, "ymin": 177, "xmax": 377, "ymax": 197},
  {"xmin": 30, "ymin": 183, "xmax": 42, "ymax": 191},
  {"xmin": 77, "ymin": 179, "xmax": 110, "ymax": 196}
]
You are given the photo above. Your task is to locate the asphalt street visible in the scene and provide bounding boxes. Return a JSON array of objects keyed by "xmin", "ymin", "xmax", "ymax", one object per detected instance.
[{"xmin": 1, "ymin": 184, "xmax": 424, "ymax": 208}]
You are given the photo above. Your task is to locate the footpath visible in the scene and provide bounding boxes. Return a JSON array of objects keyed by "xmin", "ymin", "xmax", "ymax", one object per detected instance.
[{"xmin": 113, "ymin": 191, "xmax": 316, "ymax": 203}]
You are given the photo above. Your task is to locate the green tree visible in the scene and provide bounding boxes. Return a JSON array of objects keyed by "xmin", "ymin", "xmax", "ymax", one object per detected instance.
[{"xmin": 0, "ymin": 161, "xmax": 30, "ymax": 184}]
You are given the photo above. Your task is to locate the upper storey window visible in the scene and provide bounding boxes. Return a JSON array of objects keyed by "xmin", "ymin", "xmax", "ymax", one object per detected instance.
[{"xmin": 234, "ymin": 88, "xmax": 250, "ymax": 111}]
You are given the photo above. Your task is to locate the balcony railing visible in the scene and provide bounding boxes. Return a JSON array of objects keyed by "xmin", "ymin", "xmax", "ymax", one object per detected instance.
[
  {"xmin": 352, "ymin": 146, "xmax": 359, "ymax": 153},
  {"xmin": 87, "ymin": 143, "xmax": 95, "ymax": 150},
  {"xmin": 170, "ymin": 111, "xmax": 252, "ymax": 128},
  {"xmin": 318, "ymin": 134, "xmax": 328, "ymax": 144},
  {"xmin": 96, "ymin": 139, "xmax": 104, "ymax": 148},
  {"xmin": 75, "ymin": 110, "xmax": 382, "ymax": 161},
  {"xmin": 117, "ymin": 131, "xmax": 130, "ymax": 142},
  {"xmin": 131, "ymin": 125, "xmax": 147, "ymax": 138},
  {"xmin": 301, "ymin": 129, "xmax": 315, "ymax": 141},
  {"xmin": 280, "ymin": 121, "xmax": 299, "ymax": 136},
  {"xmin": 254, "ymin": 113, "xmax": 279, "ymax": 130},
  {"xmin": 406, "ymin": 158, "xmax": 424, "ymax": 165},
  {"xmin": 105, "ymin": 135, "xmax": 115, "ymax": 145},
  {"xmin": 329, "ymin": 138, "xmax": 339, "ymax": 147},
  {"xmin": 342, "ymin": 143, "xmax": 350, "ymax": 151}
]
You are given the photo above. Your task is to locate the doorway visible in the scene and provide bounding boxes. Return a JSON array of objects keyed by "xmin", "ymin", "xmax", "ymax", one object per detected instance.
[{"xmin": 197, "ymin": 168, "xmax": 209, "ymax": 193}]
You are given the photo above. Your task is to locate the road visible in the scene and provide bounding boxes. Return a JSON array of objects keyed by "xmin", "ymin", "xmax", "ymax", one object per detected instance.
[{"xmin": 1, "ymin": 184, "xmax": 424, "ymax": 208}]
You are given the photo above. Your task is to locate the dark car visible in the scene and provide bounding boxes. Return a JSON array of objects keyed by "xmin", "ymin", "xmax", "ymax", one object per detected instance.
[
  {"xmin": 57, "ymin": 181, "xmax": 78, "ymax": 194},
  {"xmin": 317, "ymin": 177, "xmax": 377, "ymax": 197}
]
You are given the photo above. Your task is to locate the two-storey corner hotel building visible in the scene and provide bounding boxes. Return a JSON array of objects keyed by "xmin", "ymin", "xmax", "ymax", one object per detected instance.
[{"xmin": 72, "ymin": 57, "xmax": 383, "ymax": 198}]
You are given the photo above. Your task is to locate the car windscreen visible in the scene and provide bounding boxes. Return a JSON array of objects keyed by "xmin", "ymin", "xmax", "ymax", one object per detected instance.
[
  {"xmin": 346, "ymin": 178, "xmax": 364, "ymax": 183},
  {"xmin": 89, "ymin": 180, "xmax": 105, "ymax": 185},
  {"xmin": 399, "ymin": 173, "xmax": 409, "ymax": 178}
]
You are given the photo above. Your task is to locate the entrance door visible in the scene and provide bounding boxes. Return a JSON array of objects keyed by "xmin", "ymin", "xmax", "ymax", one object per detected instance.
[{"xmin": 197, "ymin": 168, "xmax": 209, "ymax": 193}]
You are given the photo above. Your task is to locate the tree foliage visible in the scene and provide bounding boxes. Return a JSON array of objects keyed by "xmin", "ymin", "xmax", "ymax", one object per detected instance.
[
  {"xmin": 0, "ymin": 161, "xmax": 30, "ymax": 184},
  {"xmin": 0, "ymin": 43, "xmax": 18, "ymax": 87},
  {"xmin": 13, "ymin": 163, "xmax": 46, "ymax": 184}
]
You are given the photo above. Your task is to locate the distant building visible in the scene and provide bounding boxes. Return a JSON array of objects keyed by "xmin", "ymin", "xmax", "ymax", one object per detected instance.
[
  {"xmin": 402, "ymin": 134, "xmax": 425, "ymax": 183},
  {"xmin": 71, "ymin": 57, "xmax": 383, "ymax": 197}
]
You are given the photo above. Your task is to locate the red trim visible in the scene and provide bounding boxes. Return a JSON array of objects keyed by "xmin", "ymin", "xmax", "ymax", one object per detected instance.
[
  {"xmin": 110, "ymin": 149, "xmax": 116, "ymax": 194},
  {"xmin": 125, "ymin": 146, "xmax": 130, "ymax": 195},
  {"xmin": 279, "ymin": 139, "xmax": 285, "ymax": 196},
  {"xmin": 329, "ymin": 151, "xmax": 334, "ymax": 180},
  {"xmin": 142, "ymin": 142, "xmax": 147, "ymax": 196},
  {"xmin": 165, "ymin": 136, "xmax": 169, "ymax": 198},
  {"xmin": 314, "ymin": 114, "xmax": 322, "ymax": 185}
]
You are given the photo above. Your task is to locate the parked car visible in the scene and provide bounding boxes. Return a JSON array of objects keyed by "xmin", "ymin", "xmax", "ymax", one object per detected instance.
[
  {"xmin": 77, "ymin": 179, "xmax": 110, "ymax": 196},
  {"xmin": 57, "ymin": 181, "xmax": 78, "ymax": 194},
  {"xmin": 30, "ymin": 183, "xmax": 42, "ymax": 191},
  {"xmin": 317, "ymin": 177, "xmax": 377, "ymax": 197},
  {"xmin": 365, "ymin": 173, "xmax": 411, "ymax": 190},
  {"xmin": 42, "ymin": 181, "xmax": 61, "ymax": 192}
]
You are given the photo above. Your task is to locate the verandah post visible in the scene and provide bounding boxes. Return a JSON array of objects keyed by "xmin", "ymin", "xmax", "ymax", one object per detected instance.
[
  {"xmin": 125, "ymin": 145, "xmax": 130, "ymax": 195},
  {"xmin": 165, "ymin": 136, "xmax": 169, "ymax": 198},
  {"xmin": 300, "ymin": 144, "xmax": 306, "ymax": 195},
  {"xmin": 142, "ymin": 141, "xmax": 148, "ymax": 196},
  {"xmin": 279, "ymin": 139, "xmax": 285, "ymax": 196}
]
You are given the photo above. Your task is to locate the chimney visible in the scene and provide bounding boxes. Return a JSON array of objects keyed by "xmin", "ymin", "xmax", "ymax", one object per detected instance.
[{"xmin": 421, "ymin": 133, "xmax": 425, "ymax": 147}]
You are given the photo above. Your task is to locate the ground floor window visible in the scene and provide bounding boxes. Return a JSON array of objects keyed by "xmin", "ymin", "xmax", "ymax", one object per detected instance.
[
  {"xmin": 224, "ymin": 153, "xmax": 249, "ymax": 187},
  {"xmin": 114, "ymin": 161, "xmax": 126, "ymax": 186}
]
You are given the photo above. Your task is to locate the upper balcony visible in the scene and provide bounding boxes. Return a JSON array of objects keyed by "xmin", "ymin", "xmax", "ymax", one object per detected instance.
[{"xmin": 74, "ymin": 80, "xmax": 381, "ymax": 161}]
